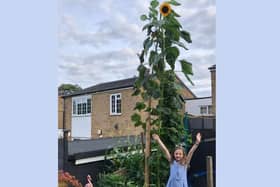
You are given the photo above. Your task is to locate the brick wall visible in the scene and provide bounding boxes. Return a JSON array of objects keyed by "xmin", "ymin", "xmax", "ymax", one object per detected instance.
[
  {"xmin": 61, "ymin": 85, "xmax": 195, "ymax": 139},
  {"xmin": 91, "ymin": 88, "xmax": 143, "ymax": 138}
]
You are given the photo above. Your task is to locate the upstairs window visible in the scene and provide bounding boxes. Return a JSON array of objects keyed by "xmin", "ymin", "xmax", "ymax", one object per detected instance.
[
  {"xmin": 110, "ymin": 93, "xmax": 121, "ymax": 115},
  {"xmin": 200, "ymin": 105, "xmax": 213, "ymax": 115},
  {"xmin": 200, "ymin": 106, "xmax": 207, "ymax": 115},
  {"xmin": 72, "ymin": 96, "xmax": 92, "ymax": 116}
]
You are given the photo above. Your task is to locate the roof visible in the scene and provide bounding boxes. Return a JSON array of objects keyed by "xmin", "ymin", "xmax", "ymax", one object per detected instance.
[
  {"xmin": 67, "ymin": 135, "xmax": 142, "ymax": 160},
  {"xmin": 63, "ymin": 77, "xmax": 137, "ymax": 97},
  {"xmin": 63, "ymin": 75, "xmax": 195, "ymax": 98},
  {"xmin": 185, "ymin": 96, "xmax": 212, "ymax": 101},
  {"xmin": 174, "ymin": 74, "xmax": 196, "ymax": 98}
]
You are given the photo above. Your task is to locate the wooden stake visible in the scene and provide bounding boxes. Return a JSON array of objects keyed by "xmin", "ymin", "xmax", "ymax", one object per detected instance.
[
  {"xmin": 206, "ymin": 156, "xmax": 214, "ymax": 187},
  {"xmin": 144, "ymin": 98, "xmax": 152, "ymax": 187}
]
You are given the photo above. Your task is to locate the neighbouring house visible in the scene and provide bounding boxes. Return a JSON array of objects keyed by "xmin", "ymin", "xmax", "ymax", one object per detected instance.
[
  {"xmin": 58, "ymin": 75, "xmax": 196, "ymax": 140},
  {"xmin": 185, "ymin": 96, "xmax": 213, "ymax": 116},
  {"xmin": 185, "ymin": 64, "xmax": 216, "ymax": 117}
]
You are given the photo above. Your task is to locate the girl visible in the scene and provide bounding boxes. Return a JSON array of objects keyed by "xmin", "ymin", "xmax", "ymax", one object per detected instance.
[{"xmin": 152, "ymin": 132, "xmax": 201, "ymax": 187}]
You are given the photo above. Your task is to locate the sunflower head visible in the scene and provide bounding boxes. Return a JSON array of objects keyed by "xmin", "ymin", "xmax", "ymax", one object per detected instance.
[{"xmin": 160, "ymin": 2, "xmax": 172, "ymax": 17}]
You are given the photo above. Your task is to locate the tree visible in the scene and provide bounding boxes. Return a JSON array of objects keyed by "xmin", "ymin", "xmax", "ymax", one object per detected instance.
[{"xmin": 58, "ymin": 84, "xmax": 82, "ymax": 96}]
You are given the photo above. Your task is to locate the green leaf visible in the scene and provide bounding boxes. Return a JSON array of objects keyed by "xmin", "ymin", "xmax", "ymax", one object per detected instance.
[
  {"xmin": 180, "ymin": 30, "xmax": 192, "ymax": 43},
  {"xmin": 142, "ymin": 22, "xmax": 153, "ymax": 31},
  {"xmin": 165, "ymin": 27, "xmax": 180, "ymax": 42},
  {"xmin": 168, "ymin": 0, "xmax": 181, "ymax": 6},
  {"xmin": 131, "ymin": 113, "xmax": 141, "ymax": 122},
  {"xmin": 172, "ymin": 40, "xmax": 188, "ymax": 50},
  {"xmin": 165, "ymin": 46, "xmax": 180, "ymax": 70},
  {"xmin": 150, "ymin": 0, "xmax": 159, "ymax": 8},
  {"xmin": 166, "ymin": 16, "xmax": 182, "ymax": 28},
  {"xmin": 137, "ymin": 64, "xmax": 148, "ymax": 81},
  {"xmin": 180, "ymin": 59, "xmax": 194, "ymax": 85},
  {"xmin": 149, "ymin": 7, "xmax": 158, "ymax": 17},
  {"xmin": 137, "ymin": 50, "xmax": 144, "ymax": 63},
  {"xmin": 149, "ymin": 51, "xmax": 160, "ymax": 66},
  {"xmin": 134, "ymin": 102, "xmax": 146, "ymax": 111},
  {"xmin": 140, "ymin": 14, "xmax": 148, "ymax": 21},
  {"xmin": 185, "ymin": 74, "xmax": 194, "ymax": 86},
  {"xmin": 143, "ymin": 37, "xmax": 153, "ymax": 54},
  {"xmin": 180, "ymin": 59, "xmax": 193, "ymax": 75},
  {"xmin": 171, "ymin": 10, "xmax": 180, "ymax": 17},
  {"xmin": 132, "ymin": 88, "xmax": 141, "ymax": 96}
]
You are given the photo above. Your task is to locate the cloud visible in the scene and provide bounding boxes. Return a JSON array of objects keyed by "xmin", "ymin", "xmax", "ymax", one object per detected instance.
[
  {"xmin": 58, "ymin": 47, "xmax": 139, "ymax": 87},
  {"xmin": 58, "ymin": 0, "xmax": 216, "ymax": 97}
]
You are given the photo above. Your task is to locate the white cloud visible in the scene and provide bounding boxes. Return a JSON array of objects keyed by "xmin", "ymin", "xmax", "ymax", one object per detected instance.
[{"xmin": 58, "ymin": 0, "xmax": 216, "ymax": 97}]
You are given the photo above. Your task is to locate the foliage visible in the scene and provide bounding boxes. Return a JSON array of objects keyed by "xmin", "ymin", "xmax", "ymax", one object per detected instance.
[
  {"xmin": 131, "ymin": 0, "xmax": 194, "ymax": 186},
  {"xmin": 97, "ymin": 173, "xmax": 137, "ymax": 187},
  {"xmin": 103, "ymin": 140, "xmax": 144, "ymax": 186},
  {"xmin": 58, "ymin": 83, "xmax": 82, "ymax": 95},
  {"xmin": 58, "ymin": 170, "xmax": 83, "ymax": 187}
]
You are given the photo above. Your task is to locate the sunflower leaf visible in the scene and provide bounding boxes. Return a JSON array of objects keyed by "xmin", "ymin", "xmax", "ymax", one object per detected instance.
[
  {"xmin": 172, "ymin": 40, "xmax": 188, "ymax": 50},
  {"xmin": 168, "ymin": 0, "xmax": 181, "ymax": 6},
  {"xmin": 140, "ymin": 15, "xmax": 148, "ymax": 21},
  {"xmin": 171, "ymin": 10, "xmax": 181, "ymax": 17},
  {"xmin": 150, "ymin": 0, "xmax": 159, "ymax": 8},
  {"xmin": 180, "ymin": 30, "xmax": 192, "ymax": 43},
  {"xmin": 180, "ymin": 59, "xmax": 194, "ymax": 85},
  {"xmin": 165, "ymin": 46, "xmax": 180, "ymax": 70},
  {"xmin": 180, "ymin": 59, "xmax": 193, "ymax": 75}
]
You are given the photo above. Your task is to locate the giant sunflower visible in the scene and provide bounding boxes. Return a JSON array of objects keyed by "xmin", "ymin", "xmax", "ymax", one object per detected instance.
[{"xmin": 160, "ymin": 2, "xmax": 172, "ymax": 17}]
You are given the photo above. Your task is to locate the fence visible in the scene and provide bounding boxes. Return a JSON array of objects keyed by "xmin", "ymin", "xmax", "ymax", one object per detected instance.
[
  {"xmin": 187, "ymin": 116, "xmax": 216, "ymax": 187},
  {"xmin": 58, "ymin": 116, "xmax": 216, "ymax": 186}
]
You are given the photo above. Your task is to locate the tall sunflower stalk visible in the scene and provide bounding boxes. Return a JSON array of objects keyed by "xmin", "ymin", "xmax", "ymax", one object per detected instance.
[{"xmin": 131, "ymin": 0, "xmax": 194, "ymax": 186}]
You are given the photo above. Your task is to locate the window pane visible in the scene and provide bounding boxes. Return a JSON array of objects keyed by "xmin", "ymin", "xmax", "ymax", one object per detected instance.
[
  {"xmin": 77, "ymin": 104, "xmax": 81, "ymax": 115},
  {"xmin": 111, "ymin": 95, "xmax": 115, "ymax": 113},
  {"xmin": 82, "ymin": 103, "xmax": 87, "ymax": 114},
  {"xmin": 73, "ymin": 101, "xmax": 76, "ymax": 114},
  {"xmin": 117, "ymin": 97, "xmax": 121, "ymax": 113},
  {"xmin": 87, "ymin": 99, "xmax": 91, "ymax": 113},
  {"xmin": 200, "ymin": 106, "xmax": 207, "ymax": 114}
]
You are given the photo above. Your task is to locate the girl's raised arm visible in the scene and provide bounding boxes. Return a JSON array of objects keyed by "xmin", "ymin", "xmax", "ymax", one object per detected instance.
[
  {"xmin": 152, "ymin": 134, "xmax": 171, "ymax": 162},
  {"xmin": 186, "ymin": 132, "xmax": 201, "ymax": 165}
]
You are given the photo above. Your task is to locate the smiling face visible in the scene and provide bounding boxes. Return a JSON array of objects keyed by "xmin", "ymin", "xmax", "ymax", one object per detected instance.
[{"xmin": 174, "ymin": 148, "xmax": 184, "ymax": 161}]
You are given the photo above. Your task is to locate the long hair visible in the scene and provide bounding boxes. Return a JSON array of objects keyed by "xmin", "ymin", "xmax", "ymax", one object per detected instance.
[{"xmin": 171, "ymin": 146, "xmax": 188, "ymax": 166}]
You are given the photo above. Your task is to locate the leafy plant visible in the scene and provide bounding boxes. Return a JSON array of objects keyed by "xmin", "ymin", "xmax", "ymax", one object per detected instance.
[
  {"xmin": 58, "ymin": 170, "xmax": 83, "ymax": 187},
  {"xmin": 131, "ymin": 0, "xmax": 194, "ymax": 186}
]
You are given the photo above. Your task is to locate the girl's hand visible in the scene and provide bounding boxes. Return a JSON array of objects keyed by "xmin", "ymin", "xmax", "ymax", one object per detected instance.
[
  {"xmin": 196, "ymin": 132, "xmax": 202, "ymax": 143},
  {"xmin": 152, "ymin": 134, "xmax": 160, "ymax": 141}
]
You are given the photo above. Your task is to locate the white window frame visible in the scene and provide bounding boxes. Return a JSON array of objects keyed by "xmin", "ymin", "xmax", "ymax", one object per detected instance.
[
  {"xmin": 72, "ymin": 95, "xmax": 92, "ymax": 117},
  {"xmin": 110, "ymin": 93, "xmax": 122, "ymax": 115},
  {"xmin": 200, "ymin": 105, "xmax": 213, "ymax": 115},
  {"xmin": 200, "ymin": 105, "xmax": 207, "ymax": 115}
]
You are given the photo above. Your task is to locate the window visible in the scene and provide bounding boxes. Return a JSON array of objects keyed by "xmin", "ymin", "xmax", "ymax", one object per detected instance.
[
  {"xmin": 200, "ymin": 106, "xmax": 207, "ymax": 115},
  {"xmin": 200, "ymin": 105, "xmax": 213, "ymax": 115},
  {"xmin": 110, "ymin": 93, "xmax": 121, "ymax": 115},
  {"xmin": 72, "ymin": 96, "xmax": 92, "ymax": 116},
  {"xmin": 208, "ymin": 105, "xmax": 213, "ymax": 114}
]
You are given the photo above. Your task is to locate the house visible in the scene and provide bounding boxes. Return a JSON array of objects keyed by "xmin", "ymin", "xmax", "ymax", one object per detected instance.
[
  {"xmin": 58, "ymin": 75, "xmax": 196, "ymax": 140},
  {"xmin": 185, "ymin": 96, "xmax": 213, "ymax": 116},
  {"xmin": 185, "ymin": 64, "xmax": 216, "ymax": 117}
]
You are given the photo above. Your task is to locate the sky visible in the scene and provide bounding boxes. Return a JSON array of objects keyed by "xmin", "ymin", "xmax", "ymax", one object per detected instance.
[{"xmin": 58, "ymin": 0, "xmax": 216, "ymax": 97}]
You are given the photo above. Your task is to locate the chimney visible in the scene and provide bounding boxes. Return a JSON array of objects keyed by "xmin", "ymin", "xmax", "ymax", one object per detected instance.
[{"xmin": 208, "ymin": 65, "xmax": 216, "ymax": 115}]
